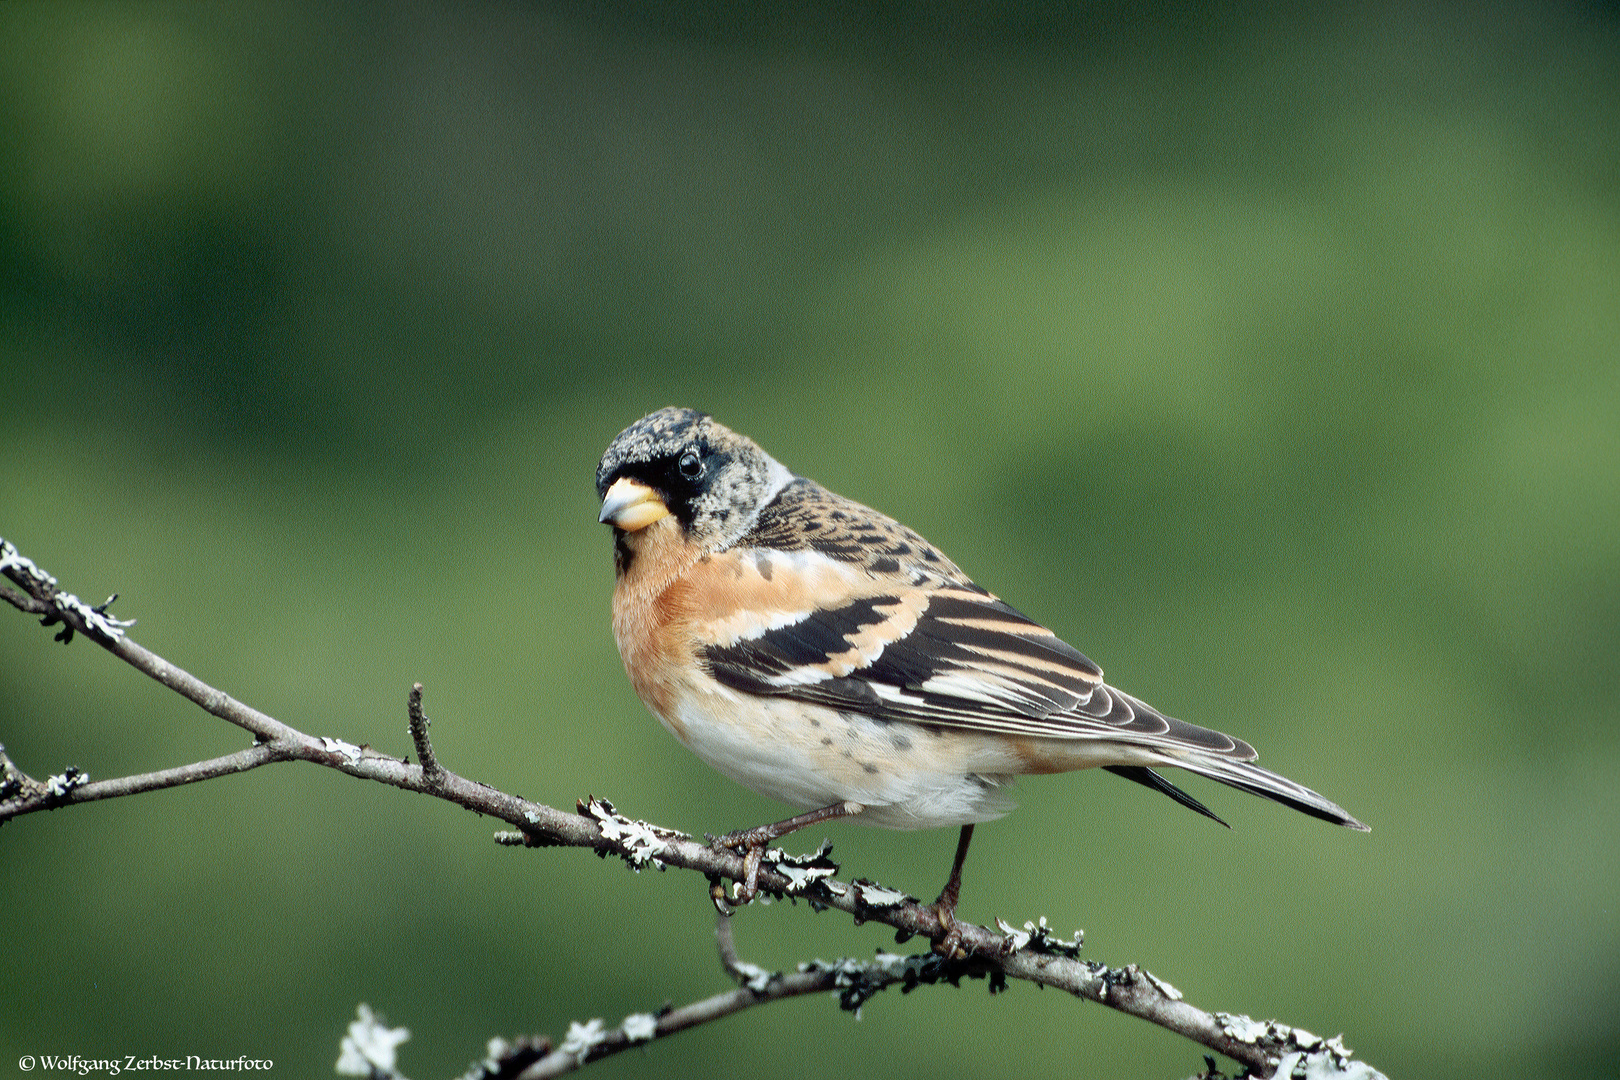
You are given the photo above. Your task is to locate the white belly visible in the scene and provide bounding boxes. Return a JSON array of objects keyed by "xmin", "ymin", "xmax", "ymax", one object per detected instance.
[{"xmin": 658, "ymin": 683, "xmax": 1023, "ymax": 830}]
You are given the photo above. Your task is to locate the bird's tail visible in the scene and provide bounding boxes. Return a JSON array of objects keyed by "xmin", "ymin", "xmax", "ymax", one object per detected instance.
[{"xmin": 1117, "ymin": 754, "xmax": 1370, "ymax": 831}]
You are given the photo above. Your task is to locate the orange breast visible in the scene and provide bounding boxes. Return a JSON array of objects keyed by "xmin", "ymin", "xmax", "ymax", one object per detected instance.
[{"xmin": 610, "ymin": 518, "xmax": 709, "ymax": 736}]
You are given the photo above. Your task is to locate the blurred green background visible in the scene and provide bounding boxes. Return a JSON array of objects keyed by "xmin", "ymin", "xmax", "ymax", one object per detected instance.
[{"xmin": 3, "ymin": 2, "xmax": 1617, "ymax": 1077}]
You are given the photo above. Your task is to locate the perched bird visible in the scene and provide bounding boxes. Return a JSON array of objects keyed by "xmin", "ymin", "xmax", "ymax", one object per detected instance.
[{"xmin": 597, "ymin": 407, "xmax": 1367, "ymax": 954}]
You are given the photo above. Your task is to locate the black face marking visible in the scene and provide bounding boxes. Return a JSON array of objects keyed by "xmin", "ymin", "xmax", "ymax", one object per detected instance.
[
  {"xmin": 601, "ymin": 445, "xmax": 733, "ymax": 530},
  {"xmin": 612, "ymin": 530, "xmax": 636, "ymax": 574},
  {"xmin": 597, "ymin": 407, "xmax": 792, "ymax": 553},
  {"xmin": 595, "ymin": 407, "xmax": 711, "ymax": 498}
]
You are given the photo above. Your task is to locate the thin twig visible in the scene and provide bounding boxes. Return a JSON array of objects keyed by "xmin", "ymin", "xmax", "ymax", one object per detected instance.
[
  {"xmin": 1, "ymin": 743, "xmax": 284, "ymax": 808},
  {"xmin": 408, "ymin": 682, "xmax": 444, "ymax": 785}
]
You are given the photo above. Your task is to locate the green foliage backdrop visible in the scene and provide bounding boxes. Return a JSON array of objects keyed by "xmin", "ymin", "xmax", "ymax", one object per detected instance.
[{"xmin": 3, "ymin": 3, "xmax": 1616, "ymax": 1078}]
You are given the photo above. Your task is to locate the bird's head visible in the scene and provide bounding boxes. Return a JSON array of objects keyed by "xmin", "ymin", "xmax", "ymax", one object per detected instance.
[{"xmin": 596, "ymin": 407, "xmax": 795, "ymax": 560}]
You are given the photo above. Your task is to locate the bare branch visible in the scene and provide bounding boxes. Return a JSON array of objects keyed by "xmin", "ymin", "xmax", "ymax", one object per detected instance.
[
  {"xmin": 2, "ymin": 537, "xmax": 1384, "ymax": 1080},
  {"xmin": 0, "ymin": 742, "xmax": 285, "ymax": 809}
]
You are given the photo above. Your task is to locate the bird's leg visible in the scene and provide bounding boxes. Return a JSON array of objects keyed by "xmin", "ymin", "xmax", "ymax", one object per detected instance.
[
  {"xmin": 713, "ymin": 801, "xmax": 863, "ymax": 905},
  {"xmin": 929, "ymin": 823, "xmax": 976, "ymax": 959}
]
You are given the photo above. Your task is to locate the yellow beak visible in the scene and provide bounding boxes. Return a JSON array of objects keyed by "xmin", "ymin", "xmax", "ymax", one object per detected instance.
[{"xmin": 598, "ymin": 477, "xmax": 671, "ymax": 531}]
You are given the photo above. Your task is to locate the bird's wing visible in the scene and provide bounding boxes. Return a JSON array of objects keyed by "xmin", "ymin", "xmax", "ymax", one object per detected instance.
[{"xmin": 688, "ymin": 544, "xmax": 1253, "ymax": 760}]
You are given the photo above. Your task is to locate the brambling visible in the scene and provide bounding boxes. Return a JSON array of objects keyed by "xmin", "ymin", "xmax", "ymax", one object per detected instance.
[{"xmin": 597, "ymin": 407, "xmax": 1367, "ymax": 954}]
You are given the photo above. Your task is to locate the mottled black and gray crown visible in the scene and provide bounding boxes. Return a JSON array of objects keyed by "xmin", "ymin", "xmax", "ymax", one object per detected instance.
[
  {"xmin": 595, "ymin": 407, "xmax": 714, "ymax": 498},
  {"xmin": 597, "ymin": 407, "xmax": 796, "ymax": 552}
]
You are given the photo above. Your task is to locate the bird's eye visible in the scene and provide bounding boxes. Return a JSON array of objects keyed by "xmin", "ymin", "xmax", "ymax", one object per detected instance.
[{"xmin": 678, "ymin": 450, "xmax": 703, "ymax": 478}]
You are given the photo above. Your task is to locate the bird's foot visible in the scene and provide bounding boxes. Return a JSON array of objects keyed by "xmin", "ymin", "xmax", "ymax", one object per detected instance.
[
  {"xmin": 926, "ymin": 822, "xmax": 976, "ymax": 959},
  {"xmin": 930, "ymin": 898, "xmax": 967, "ymax": 960},
  {"xmin": 708, "ymin": 802, "xmax": 863, "ymax": 908},
  {"xmin": 709, "ymin": 826, "xmax": 772, "ymax": 906}
]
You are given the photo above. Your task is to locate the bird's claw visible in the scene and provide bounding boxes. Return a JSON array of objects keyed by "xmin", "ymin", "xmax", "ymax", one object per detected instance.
[
  {"xmin": 930, "ymin": 900, "xmax": 968, "ymax": 960},
  {"xmin": 710, "ymin": 829, "xmax": 768, "ymax": 906}
]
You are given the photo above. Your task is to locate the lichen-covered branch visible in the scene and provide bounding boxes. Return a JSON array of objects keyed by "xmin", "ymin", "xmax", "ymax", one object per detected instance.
[
  {"xmin": 1, "ymin": 538, "xmax": 1385, "ymax": 1080},
  {"xmin": 341, "ymin": 917, "xmax": 1028, "ymax": 1080}
]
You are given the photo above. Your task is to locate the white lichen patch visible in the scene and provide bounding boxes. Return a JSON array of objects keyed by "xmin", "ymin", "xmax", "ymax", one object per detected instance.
[
  {"xmin": 731, "ymin": 960, "xmax": 776, "ymax": 993},
  {"xmin": 0, "ymin": 541, "xmax": 135, "ymax": 643},
  {"xmin": 866, "ymin": 952, "xmax": 916, "ymax": 978},
  {"xmin": 45, "ymin": 767, "xmax": 88, "ymax": 798},
  {"xmin": 853, "ymin": 881, "xmax": 911, "ymax": 907},
  {"xmin": 477, "ymin": 1037, "xmax": 511, "ymax": 1073},
  {"xmin": 58, "ymin": 593, "xmax": 136, "ymax": 640},
  {"xmin": 798, "ymin": 951, "xmax": 935, "ymax": 1019},
  {"xmin": 0, "ymin": 540, "xmax": 54, "ymax": 588},
  {"xmin": 319, "ymin": 737, "xmax": 365, "ymax": 764},
  {"xmin": 335, "ymin": 1003, "xmax": 410, "ymax": 1077},
  {"xmin": 995, "ymin": 916, "xmax": 1082, "ymax": 957},
  {"xmin": 1142, "ymin": 970, "xmax": 1182, "ymax": 1001},
  {"xmin": 762, "ymin": 839, "xmax": 840, "ymax": 894},
  {"xmin": 578, "ymin": 797, "xmax": 682, "ymax": 870},
  {"xmin": 559, "ymin": 1018, "xmax": 607, "ymax": 1061},
  {"xmin": 596, "ymin": 816, "xmax": 668, "ymax": 868},
  {"xmin": 995, "ymin": 918, "xmax": 1031, "ymax": 950},
  {"xmin": 1276, "ymin": 1050, "xmax": 1388, "ymax": 1080},
  {"xmin": 620, "ymin": 1013, "xmax": 658, "ymax": 1043},
  {"xmin": 1215, "ymin": 1012, "xmax": 1273, "ymax": 1044},
  {"xmin": 801, "ymin": 956, "xmax": 878, "ymax": 982},
  {"xmin": 1210, "ymin": 1017, "xmax": 1383, "ymax": 1080}
]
